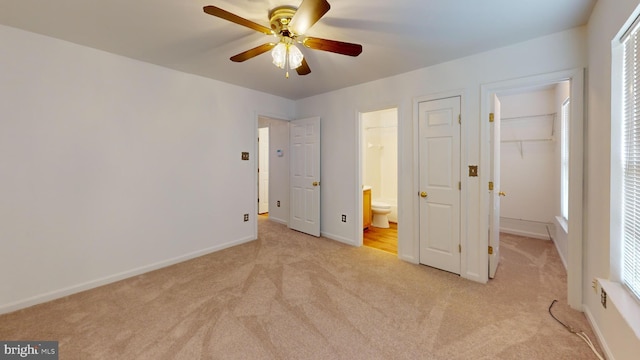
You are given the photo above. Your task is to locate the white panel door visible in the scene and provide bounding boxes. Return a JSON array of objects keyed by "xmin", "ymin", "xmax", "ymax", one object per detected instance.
[
  {"xmin": 419, "ymin": 96, "xmax": 461, "ymax": 274},
  {"xmin": 289, "ymin": 117, "xmax": 321, "ymax": 236},
  {"xmin": 258, "ymin": 127, "xmax": 269, "ymax": 215},
  {"xmin": 489, "ymin": 95, "xmax": 502, "ymax": 278}
]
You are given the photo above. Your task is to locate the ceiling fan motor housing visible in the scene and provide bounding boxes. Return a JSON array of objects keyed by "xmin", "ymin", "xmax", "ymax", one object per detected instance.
[{"xmin": 269, "ymin": 6, "xmax": 298, "ymax": 37}]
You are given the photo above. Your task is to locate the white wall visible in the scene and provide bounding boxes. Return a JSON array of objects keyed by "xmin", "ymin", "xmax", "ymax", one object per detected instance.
[
  {"xmin": 296, "ymin": 27, "xmax": 587, "ymax": 282},
  {"xmin": 258, "ymin": 116, "xmax": 290, "ymax": 225},
  {"xmin": 499, "ymin": 88, "xmax": 557, "ymax": 239},
  {"xmin": 0, "ymin": 24, "xmax": 295, "ymax": 313},
  {"xmin": 584, "ymin": 0, "xmax": 640, "ymax": 358}
]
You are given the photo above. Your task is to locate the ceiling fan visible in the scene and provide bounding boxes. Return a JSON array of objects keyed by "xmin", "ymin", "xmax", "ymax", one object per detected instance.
[{"xmin": 203, "ymin": 0, "xmax": 363, "ymax": 78}]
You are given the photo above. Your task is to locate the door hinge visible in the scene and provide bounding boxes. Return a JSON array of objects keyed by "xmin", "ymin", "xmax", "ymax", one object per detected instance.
[
  {"xmin": 488, "ymin": 181, "xmax": 494, "ymax": 191},
  {"xmin": 458, "ymin": 114, "xmax": 461, "ymax": 124},
  {"xmin": 458, "ymin": 244, "xmax": 462, "ymax": 253},
  {"xmin": 458, "ymin": 181, "xmax": 461, "ymax": 190},
  {"xmin": 488, "ymin": 246, "xmax": 494, "ymax": 255},
  {"xmin": 489, "ymin": 113, "xmax": 495, "ymax": 122}
]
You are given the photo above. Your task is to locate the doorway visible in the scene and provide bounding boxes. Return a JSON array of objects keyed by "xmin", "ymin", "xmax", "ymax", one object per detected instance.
[
  {"xmin": 488, "ymin": 82, "xmax": 570, "ymax": 278},
  {"xmin": 360, "ymin": 108, "xmax": 398, "ymax": 254},
  {"xmin": 497, "ymin": 82, "xmax": 569, "ymax": 241},
  {"xmin": 481, "ymin": 69, "xmax": 584, "ymax": 309},
  {"xmin": 256, "ymin": 116, "xmax": 290, "ymax": 229},
  {"xmin": 258, "ymin": 127, "xmax": 269, "ymax": 216}
]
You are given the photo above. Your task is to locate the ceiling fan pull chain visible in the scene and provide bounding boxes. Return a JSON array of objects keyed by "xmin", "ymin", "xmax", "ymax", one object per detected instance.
[{"xmin": 285, "ymin": 45, "xmax": 290, "ymax": 78}]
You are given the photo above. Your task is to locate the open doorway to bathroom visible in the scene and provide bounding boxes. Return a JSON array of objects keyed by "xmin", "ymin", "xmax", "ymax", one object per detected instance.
[{"xmin": 360, "ymin": 108, "xmax": 398, "ymax": 254}]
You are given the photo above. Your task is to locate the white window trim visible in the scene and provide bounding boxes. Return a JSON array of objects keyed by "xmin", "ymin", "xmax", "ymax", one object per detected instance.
[
  {"xmin": 560, "ymin": 98, "xmax": 570, "ymax": 221},
  {"xmin": 610, "ymin": 7, "xmax": 640, "ymax": 340}
]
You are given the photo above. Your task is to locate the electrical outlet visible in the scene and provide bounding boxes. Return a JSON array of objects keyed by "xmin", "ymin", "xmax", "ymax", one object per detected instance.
[
  {"xmin": 341, "ymin": 214, "xmax": 347, "ymax": 222},
  {"xmin": 241, "ymin": 152, "xmax": 249, "ymax": 160},
  {"xmin": 600, "ymin": 288, "xmax": 607, "ymax": 309},
  {"xmin": 277, "ymin": 200, "xmax": 281, "ymax": 207},
  {"xmin": 243, "ymin": 213, "xmax": 249, "ymax": 222}
]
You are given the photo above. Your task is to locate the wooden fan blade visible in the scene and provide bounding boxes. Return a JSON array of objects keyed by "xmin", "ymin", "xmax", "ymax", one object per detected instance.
[
  {"xmin": 296, "ymin": 58, "xmax": 311, "ymax": 75},
  {"xmin": 289, "ymin": 0, "xmax": 331, "ymax": 35},
  {"xmin": 230, "ymin": 43, "xmax": 276, "ymax": 62},
  {"xmin": 203, "ymin": 6, "xmax": 273, "ymax": 35},
  {"xmin": 303, "ymin": 37, "xmax": 363, "ymax": 57}
]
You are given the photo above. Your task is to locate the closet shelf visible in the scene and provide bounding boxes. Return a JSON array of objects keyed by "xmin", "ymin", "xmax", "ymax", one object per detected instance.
[
  {"xmin": 501, "ymin": 137, "xmax": 555, "ymax": 143},
  {"xmin": 502, "ymin": 137, "xmax": 555, "ymax": 158},
  {"xmin": 501, "ymin": 113, "xmax": 556, "ymax": 122}
]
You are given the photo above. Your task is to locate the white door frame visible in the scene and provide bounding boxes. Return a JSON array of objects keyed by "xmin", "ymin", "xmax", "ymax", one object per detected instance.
[
  {"xmin": 479, "ymin": 69, "xmax": 585, "ymax": 309},
  {"xmin": 488, "ymin": 94, "xmax": 501, "ymax": 278}
]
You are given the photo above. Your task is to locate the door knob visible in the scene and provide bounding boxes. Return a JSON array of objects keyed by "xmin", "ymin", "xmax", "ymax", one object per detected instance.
[
  {"xmin": 312, "ymin": 181, "xmax": 319, "ymax": 186},
  {"xmin": 498, "ymin": 191, "xmax": 506, "ymax": 197},
  {"xmin": 420, "ymin": 191, "xmax": 428, "ymax": 198}
]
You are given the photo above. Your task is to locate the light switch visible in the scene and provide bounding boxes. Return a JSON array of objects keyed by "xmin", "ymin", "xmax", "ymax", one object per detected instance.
[{"xmin": 468, "ymin": 165, "xmax": 478, "ymax": 177}]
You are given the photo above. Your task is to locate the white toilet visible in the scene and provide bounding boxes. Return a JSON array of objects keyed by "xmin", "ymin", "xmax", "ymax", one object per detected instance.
[{"xmin": 371, "ymin": 201, "xmax": 392, "ymax": 228}]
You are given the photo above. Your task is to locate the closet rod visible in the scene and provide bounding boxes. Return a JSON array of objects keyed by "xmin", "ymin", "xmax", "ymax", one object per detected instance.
[{"xmin": 501, "ymin": 113, "xmax": 556, "ymax": 121}]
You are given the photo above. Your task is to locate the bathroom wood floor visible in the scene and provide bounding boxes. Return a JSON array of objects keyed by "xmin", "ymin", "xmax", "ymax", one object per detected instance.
[
  {"xmin": 261, "ymin": 213, "xmax": 397, "ymax": 254},
  {"xmin": 364, "ymin": 222, "xmax": 398, "ymax": 254}
]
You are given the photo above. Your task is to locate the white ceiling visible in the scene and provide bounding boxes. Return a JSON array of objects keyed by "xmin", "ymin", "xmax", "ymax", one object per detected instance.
[{"xmin": 0, "ymin": 0, "xmax": 596, "ymax": 100}]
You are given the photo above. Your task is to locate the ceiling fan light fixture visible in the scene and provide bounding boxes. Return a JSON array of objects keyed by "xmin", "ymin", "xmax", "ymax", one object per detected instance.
[
  {"xmin": 271, "ymin": 42, "xmax": 304, "ymax": 78},
  {"xmin": 271, "ymin": 42, "xmax": 304, "ymax": 70},
  {"xmin": 288, "ymin": 44, "xmax": 304, "ymax": 69},
  {"xmin": 271, "ymin": 43, "xmax": 288, "ymax": 69}
]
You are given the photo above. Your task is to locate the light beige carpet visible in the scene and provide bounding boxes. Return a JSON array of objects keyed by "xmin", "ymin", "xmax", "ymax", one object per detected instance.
[{"xmin": 0, "ymin": 218, "xmax": 601, "ymax": 359}]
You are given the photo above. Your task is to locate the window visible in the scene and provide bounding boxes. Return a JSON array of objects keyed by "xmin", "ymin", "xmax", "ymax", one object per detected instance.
[
  {"xmin": 620, "ymin": 18, "xmax": 640, "ymax": 301},
  {"xmin": 560, "ymin": 99, "xmax": 570, "ymax": 221}
]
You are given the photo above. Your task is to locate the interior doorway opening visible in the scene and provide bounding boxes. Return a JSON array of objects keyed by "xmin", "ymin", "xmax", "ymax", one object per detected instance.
[
  {"xmin": 492, "ymin": 81, "xmax": 571, "ymax": 271},
  {"xmin": 256, "ymin": 116, "xmax": 290, "ymax": 233},
  {"xmin": 482, "ymin": 68, "xmax": 584, "ymax": 309},
  {"xmin": 258, "ymin": 126, "xmax": 269, "ymax": 216},
  {"xmin": 360, "ymin": 108, "xmax": 399, "ymax": 254},
  {"xmin": 496, "ymin": 82, "xmax": 569, "ymax": 240}
]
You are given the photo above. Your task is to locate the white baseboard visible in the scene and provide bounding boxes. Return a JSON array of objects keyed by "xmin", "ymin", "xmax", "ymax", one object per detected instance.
[
  {"xmin": 398, "ymin": 253, "xmax": 418, "ymax": 264},
  {"xmin": 0, "ymin": 235, "xmax": 256, "ymax": 315},
  {"xmin": 321, "ymin": 231, "xmax": 357, "ymax": 246},
  {"xmin": 268, "ymin": 217, "xmax": 287, "ymax": 225},
  {"xmin": 500, "ymin": 227, "xmax": 550, "ymax": 240},
  {"xmin": 500, "ymin": 217, "xmax": 552, "ymax": 240},
  {"xmin": 583, "ymin": 304, "xmax": 615, "ymax": 360},
  {"xmin": 551, "ymin": 237, "xmax": 568, "ymax": 270}
]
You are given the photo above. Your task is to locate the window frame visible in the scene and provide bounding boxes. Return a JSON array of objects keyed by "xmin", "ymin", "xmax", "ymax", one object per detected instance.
[
  {"xmin": 617, "ymin": 13, "xmax": 640, "ymax": 302},
  {"xmin": 560, "ymin": 98, "xmax": 570, "ymax": 222},
  {"xmin": 608, "ymin": 5, "xmax": 640, "ymax": 340}
]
